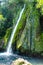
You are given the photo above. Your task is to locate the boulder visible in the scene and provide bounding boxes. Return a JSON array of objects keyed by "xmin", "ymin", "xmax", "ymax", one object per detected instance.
[{"xmin": 11, "ymin": 58, "xmax": 32, "ymax": 65}]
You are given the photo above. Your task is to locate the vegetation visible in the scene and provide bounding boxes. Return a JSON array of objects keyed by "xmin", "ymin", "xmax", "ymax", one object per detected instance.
[
  {"xmin": 36, "ymin": 0, "xmax": 43, "ymax": 15},
  {"xmin": 0, "ymin": 0, "xmax": 43, "ymax": 56}
]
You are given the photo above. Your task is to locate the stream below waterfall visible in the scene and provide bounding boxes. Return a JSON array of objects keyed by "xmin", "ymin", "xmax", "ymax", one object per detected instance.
[{"xmin": 0, "ymin": 54, "xmax": 43, "ymax": 65}]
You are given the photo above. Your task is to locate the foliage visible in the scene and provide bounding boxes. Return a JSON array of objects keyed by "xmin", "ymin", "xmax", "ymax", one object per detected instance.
[
  {"xmin": 0, "ymin": 14, "xmax": 5, "ymax": 20},
  {"xmin": 36, "ymin": 0, "xmax": 43, "ymax": 15},
  {"xmin": 0, "ymin": 2, "xmax": 14, "ymax": 38},
  {"xmin": 0, "ymin": 14, "xmax": 6, "ymax": 38}
]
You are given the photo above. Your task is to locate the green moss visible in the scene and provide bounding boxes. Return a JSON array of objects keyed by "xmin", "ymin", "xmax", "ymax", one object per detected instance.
[
  {"xmin": 34, "ymin": 32, "xmax": 43, "ymax": 53},
  {"xmin": 12, "ymin": 3, "xmax": 43, "ymax": 54},
  {"xmin": 12, "ymin": 5, "xmax": 30, "ymax": 45},
  {"xmin": 3, "ymin": 27, "xmax": 12, "ymax": 48}
]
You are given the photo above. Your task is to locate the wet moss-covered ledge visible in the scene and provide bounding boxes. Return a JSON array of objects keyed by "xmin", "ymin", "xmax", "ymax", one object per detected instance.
[
  {"xmin": 12, "ymin": 3, "xmax": 43, "ymax": 57},
  {"xmin": 12, "ymin": 4, "xmax": 31, "ymax": 48}
]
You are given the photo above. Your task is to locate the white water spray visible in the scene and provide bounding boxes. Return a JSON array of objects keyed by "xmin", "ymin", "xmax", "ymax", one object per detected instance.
[{"xmin": 0, "ymin": 4, "xmax": 25, "ymax": 56}]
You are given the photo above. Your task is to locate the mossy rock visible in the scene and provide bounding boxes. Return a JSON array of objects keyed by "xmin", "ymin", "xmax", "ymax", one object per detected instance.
[
  {"xmin": 11, "ymin": 58, "xmax": 32, "ymax": 65},
  {"xmin": 12, "ymin": 5, "xmax": 30, "ymax": 47},
  {"xmin": 3, "ymin": 27, "xmax": 12, "ymax": 49}
]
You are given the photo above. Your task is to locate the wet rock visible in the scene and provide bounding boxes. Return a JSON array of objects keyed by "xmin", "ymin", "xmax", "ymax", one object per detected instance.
[{"xmin": 11, "ymin": 58, "xmax": 32, "ymax": 65}]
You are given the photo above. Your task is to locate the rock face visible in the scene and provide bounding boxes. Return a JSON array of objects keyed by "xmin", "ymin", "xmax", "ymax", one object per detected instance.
[
  {"xmin": 11, "ymin": 58, "xmax": 32, "ymax": 65},
  {"xmin": 12, "ymin": 3, "xmax": 43, "ymax": 56}
]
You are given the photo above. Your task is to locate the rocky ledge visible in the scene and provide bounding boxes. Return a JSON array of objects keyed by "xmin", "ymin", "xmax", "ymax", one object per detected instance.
[{"xmin": 11, "ymin": 58, "xmax": 32, "ymax": 65}]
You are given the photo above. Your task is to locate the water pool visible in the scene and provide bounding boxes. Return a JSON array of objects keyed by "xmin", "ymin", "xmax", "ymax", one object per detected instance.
[{"xmin": 0, "ymin": 54, "xmax": 43, "ymax": 65}]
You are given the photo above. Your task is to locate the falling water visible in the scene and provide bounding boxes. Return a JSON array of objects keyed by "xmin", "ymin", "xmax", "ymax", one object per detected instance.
[
  {"xmin": 6, "ymin": 4, "xmax": 25, "ymax": 54},
  {"xmin": 0, "ymin": 4, "xmax": 25, "ymax": 56}
]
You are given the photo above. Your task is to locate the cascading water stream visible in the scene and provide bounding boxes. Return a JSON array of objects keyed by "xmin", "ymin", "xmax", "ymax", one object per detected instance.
[
  {"xmin": 6, "ymin": 4, "xmax": 25, "ymax": 54},
  {"xmin": 0, "ymin": 4, "xmax": 25, "ymax": 56}
]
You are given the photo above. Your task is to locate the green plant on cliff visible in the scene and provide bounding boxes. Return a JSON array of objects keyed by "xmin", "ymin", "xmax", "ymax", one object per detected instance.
[{"xmin": 36, "ymin": 0, "xmax": 43, "ymax": 15}]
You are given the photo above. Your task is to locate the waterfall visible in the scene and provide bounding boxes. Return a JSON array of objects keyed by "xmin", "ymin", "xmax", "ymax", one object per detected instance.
[
  {"xmin": 0, "ymin": 4, "xmax": 25, "ymax": 56},
  {"xmin": 6, "ymin": 4, "xmax": 25, "ymax": 54}
]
